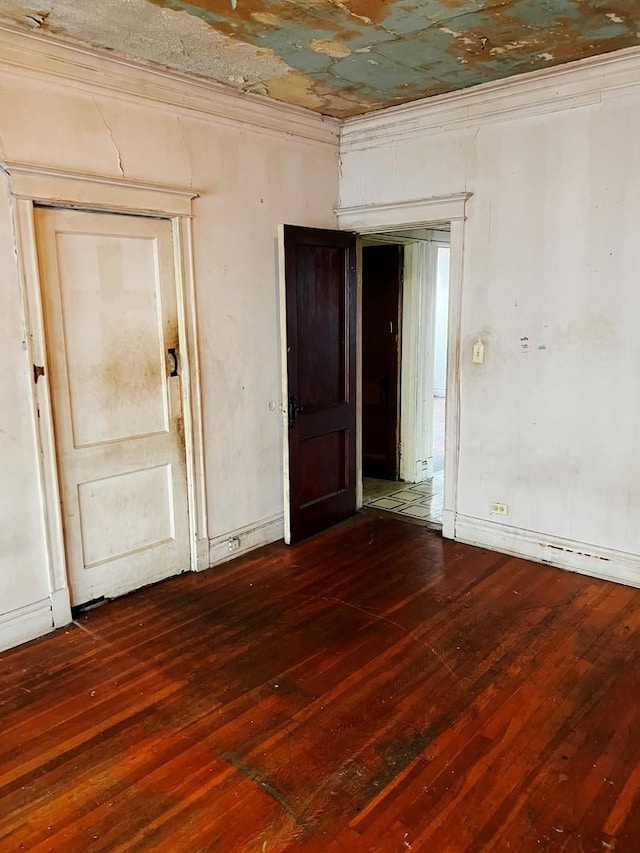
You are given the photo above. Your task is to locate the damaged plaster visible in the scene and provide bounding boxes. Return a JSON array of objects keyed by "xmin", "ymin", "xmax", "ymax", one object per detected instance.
[
  {"xmin": 0, "ymin": 0, "xmax": 639, "ymax": 116},
  {"xmin": 0, "ymin": 0, "xmax": 294, "ymax": 94}
]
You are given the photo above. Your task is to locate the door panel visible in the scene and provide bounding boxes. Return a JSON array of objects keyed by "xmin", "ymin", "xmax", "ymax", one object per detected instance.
[
  {"xmin": 296, "ymin": 245, "xmax": 347, "ymax": 410},
  {"xmin": 362, "ymin": 244, "xmax": 403, "ymax": 480},
  {"xmin": 35, "ymin": 208, "xmax": 190, "ymax": 606},
  {"xmin": 298, "ymin": 431, "xmax": 347, "ymax": 506},
  {"xmin": 281, "ymin": 225, "xmax": 357, "ymax": 543},
  {"xmin": 76, "ymin": 465, "xmax": 175, "ymax": 568},
  {"xmin": 55, "ymin": 231, "xmax": 169, "ymax": 446}
]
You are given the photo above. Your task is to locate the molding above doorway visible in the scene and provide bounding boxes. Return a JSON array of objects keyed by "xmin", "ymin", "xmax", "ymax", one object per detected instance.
[
  {"xmin": 336, "ymin": 193, "xmax": 471, "ymax": 232},
  {"xmin": 2, "ymin": 161, "xmax": 198, "ymax": 215}
]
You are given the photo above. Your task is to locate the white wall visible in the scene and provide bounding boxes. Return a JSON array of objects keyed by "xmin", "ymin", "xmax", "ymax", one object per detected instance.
[
  {"xmin": 0, "ymin": 28, "xmax": 339, "ymax": 649},
  {"xmin": 341, "ymin": 47, "xmax": 640, "ymax": 586}
]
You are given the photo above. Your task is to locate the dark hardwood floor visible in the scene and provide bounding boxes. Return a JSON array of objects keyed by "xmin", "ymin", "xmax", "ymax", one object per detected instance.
[{"xmin": 1, "ymin": 511, "xmax": 639, "ymax": 852}]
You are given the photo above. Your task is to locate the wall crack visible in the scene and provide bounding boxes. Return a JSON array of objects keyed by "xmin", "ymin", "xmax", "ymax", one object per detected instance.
[{"xmin": 93, "ymin": 99, "xmax": 125, "ymax": 178}]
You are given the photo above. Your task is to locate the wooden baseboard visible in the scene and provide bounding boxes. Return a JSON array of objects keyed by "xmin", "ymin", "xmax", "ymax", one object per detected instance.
[
  {"xmin": 0, "ymin": 599, "xmax": 54, "ymax": 653},
  {"xmin": 207, "ymin": 514, "xmax": 284, "ymax": 569},
  {"xmin": 455, "ymin": 514, "xmax": 640, "ymax": 588}
]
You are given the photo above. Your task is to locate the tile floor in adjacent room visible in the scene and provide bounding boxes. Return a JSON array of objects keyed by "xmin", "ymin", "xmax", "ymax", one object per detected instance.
[
  {"xmin": 363, "ymin": 472, "xmax": 444, "ymax": 527},
  {"xmin": 363, "ymin": 396, "xmax": 445, "ymax": 528}
]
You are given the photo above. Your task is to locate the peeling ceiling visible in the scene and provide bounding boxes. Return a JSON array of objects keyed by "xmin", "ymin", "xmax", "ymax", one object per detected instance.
[{"xmin": 1, "ymin": 1, "xmax": 639, "ymax": 117}]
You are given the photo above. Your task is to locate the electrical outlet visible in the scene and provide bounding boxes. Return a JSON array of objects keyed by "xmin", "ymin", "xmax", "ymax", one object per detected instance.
[
  {"xmin": 228, "ymin": 537, "xmax": 240, "ymax": 552},
  {"xmin": 490, "ymin": 502, "xmax": 509, "ymax": 516}
]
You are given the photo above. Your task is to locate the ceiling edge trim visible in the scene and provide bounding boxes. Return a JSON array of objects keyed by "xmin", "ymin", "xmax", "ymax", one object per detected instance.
[
  {"xmin": 341, "ymin": 45, "xmax": 640, "ymax": 150},
  {"xmin": 0, "ymin": 25, "xmax": 340, "ymax": 148}
]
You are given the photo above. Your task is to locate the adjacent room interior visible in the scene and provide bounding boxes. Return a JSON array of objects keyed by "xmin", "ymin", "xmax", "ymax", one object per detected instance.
[
  {"xmin": 362, "ymin": 227, "xmax": 451, "ymax": 528},
  {"xmin": 1, "ymin": 1, "xmax": 639, "ymax": 849}
]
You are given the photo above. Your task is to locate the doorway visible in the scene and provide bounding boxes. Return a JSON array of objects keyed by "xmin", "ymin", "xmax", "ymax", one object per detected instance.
[
  {"xmin": 280, "ymin": 190, "xmax": 469, "ymax": 542},
  {"xmin": 362, "ymin": 227, "xmax": 451, "ymax": 529}
]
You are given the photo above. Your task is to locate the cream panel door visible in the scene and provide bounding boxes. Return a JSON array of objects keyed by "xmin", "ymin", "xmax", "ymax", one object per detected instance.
[{"xmin": 35, "ymin": 208, "xmax": 190, "ymax": 606}]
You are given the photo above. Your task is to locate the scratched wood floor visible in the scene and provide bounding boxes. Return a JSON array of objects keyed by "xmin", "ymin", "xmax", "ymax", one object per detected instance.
[{"xmin": 1, "ymin": 511, "xmax": 640, "ymax": 852}]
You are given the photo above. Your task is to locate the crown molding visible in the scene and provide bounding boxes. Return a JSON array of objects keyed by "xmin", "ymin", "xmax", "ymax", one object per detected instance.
[
  {"xmin": 0, "ymin": 25, "xmax": 340, "ymax": 148},
  {"xmin": 3, "ymin": 23, "xmax": 638, "ymax": 154},
  {"xmin": 341, "ymin": 45, "xmax": 640, "ymax": 151}
]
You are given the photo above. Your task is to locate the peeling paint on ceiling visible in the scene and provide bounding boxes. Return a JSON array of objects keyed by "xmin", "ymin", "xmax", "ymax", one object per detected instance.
[{"xmin": 1, "ymin": 0, "xmax": 639, "ymax": 116}]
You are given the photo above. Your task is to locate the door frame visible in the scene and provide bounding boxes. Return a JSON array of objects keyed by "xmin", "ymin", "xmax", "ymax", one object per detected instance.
[
  {"xmin": 400, "ymin": 239, "xmax": 435, "ymax": 484},
  {"xmin": 336, "ymin": 193, "xmax": 471, "ymax": 540},
  {"xmin": 5, "ymin": 162, "xmax": 208, "ymax": 628},
  {"xmin": 400, "ymin": 232, "xmax": 451, "ymax": 484}
]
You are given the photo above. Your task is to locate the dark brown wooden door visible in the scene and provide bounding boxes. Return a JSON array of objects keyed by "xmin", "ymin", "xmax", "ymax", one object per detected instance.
[
  {"xmin": 283, "ymin": 225, "xmax": 357, "ymax": 542},
  {"xmin": 362, "ymin": 244, "xmax": 403, "ymax": 480}
]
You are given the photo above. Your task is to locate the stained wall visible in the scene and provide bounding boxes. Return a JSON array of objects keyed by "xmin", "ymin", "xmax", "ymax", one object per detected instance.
[
  {"xmin": 0, "ymin": 28, "xmax": 339, "ymax": 649},
  {"xmin": 341, "ymin": 50, "xmax": 640, "ymax": 583}
]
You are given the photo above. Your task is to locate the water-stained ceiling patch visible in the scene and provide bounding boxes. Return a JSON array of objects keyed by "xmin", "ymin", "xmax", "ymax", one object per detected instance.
[{"xmin": 0, "ymin": 0, "xmax": 639, "ymax": 116}]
